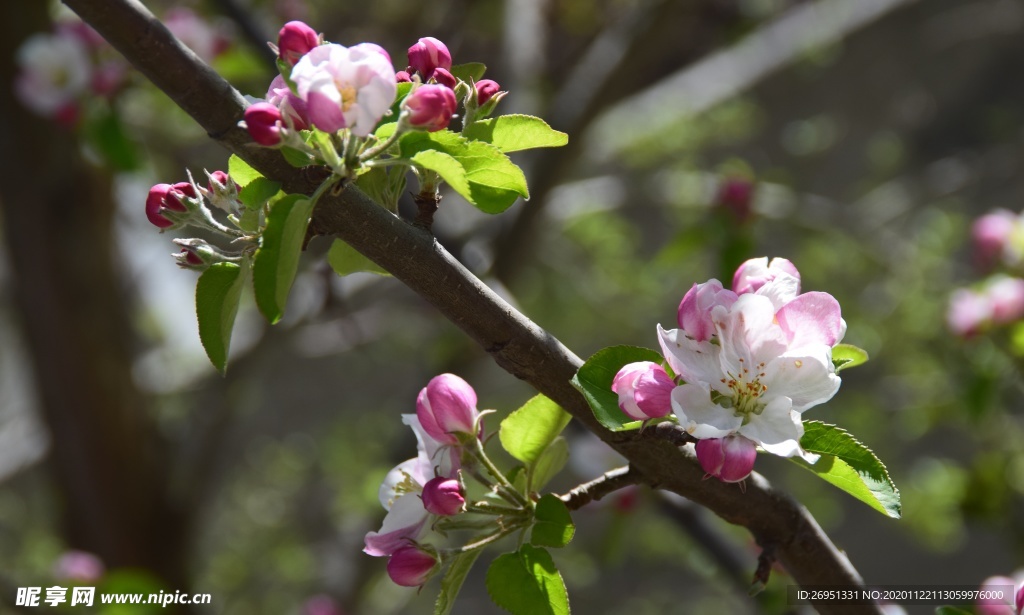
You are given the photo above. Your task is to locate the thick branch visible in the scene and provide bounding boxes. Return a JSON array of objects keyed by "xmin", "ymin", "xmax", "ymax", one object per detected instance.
[{"xmin": 63, "ymin": 2, "xmax": 879, "ymax": 611}]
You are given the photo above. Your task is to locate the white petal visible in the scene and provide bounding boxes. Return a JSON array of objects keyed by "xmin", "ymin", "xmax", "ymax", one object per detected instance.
[
  {"xmin": 738, "ymin": 396, "xmax": 804, "ymax": 457},
  {"xmin": 672, "ymin": 383, "xmax": 742, "ymax": 438},
  {"xmin": 378, "ymin": 457, "xmax": 425, "ymax": 510},
  {"xmin": 755, "ymin": 273, "xmax": 801, "ymax": 310},
  {"xmin": 402, "ymin": 414, "xmax": 457, "ymax": 477},
  {"xmin": 763, "ymin": 349, "xmax": 841, "ymax": 412},
  {"xmin": 714, "ymin": 294, "xmax": 787, "ymax": 376},
  {"xmin": 363, "ymin": 493, "xmax": 429, "ymax": 556},
  {"xmin": 657, "ymin": 324, "xmax": 722, "ymax": 385}
]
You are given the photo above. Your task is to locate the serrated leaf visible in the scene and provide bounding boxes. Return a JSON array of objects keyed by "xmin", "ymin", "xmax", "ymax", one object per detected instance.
[
  {"xmin": 791, "ymin": 421, "xmax": 901, "ymax": 518},
  {"xmin": 485, "ymin": 545, "xmax": 569, "ymax": 615},
  {"xmin": 252, "ymin": 194, "xmax": 315, "ymax": 323},
  {"xmin": 531, "ymin": 495, "xmax": 575, "ymax": 548},
  {"xmin": 327, "ymin": 239, "xmax": 389, "ymax": 277},
  {"xmin": 410, "ymin": 149, "xmax": 473, "ymax": 202},
  {"xmin": 227, "ymin": 154, "xmax": 262, "ymax": 188},
  {"xmin": 280, "ymin": 146, "xmax": 314, "ymax": 167},
  {"xmin": 500, "ymin": 395, "xmax": 571, "ymax": 464},
  {"xmin": 195, "ymin": 261, "xmax": 247, "ymax": 373},
  {"xmin": 571, "ymin": 346, "xmax": 664, "ymax": 431},
  {"xmin": 434, "ymin": 549, "xmax": 483, "ymax": 615},
  {"xmin": 399, "ymin": 131, "xmax": 528, "ymax": 214},
  {"xmin": 239, "ymin": 176, "xmax": 281, "ymax": 209},
  {"xmin": 450, "ymin": 62, "xmax": 486, "ymax": 83},
  {"xmin": 832, "ymin": 343, "xmax": 869, "ymax": 372},
  {"xmin": 531, "ymin": 436, "xmax": 569, "ymax": 492},
  {"xmin": 464, "ymin": 115, "xmax": 568, "ymax": 153}
]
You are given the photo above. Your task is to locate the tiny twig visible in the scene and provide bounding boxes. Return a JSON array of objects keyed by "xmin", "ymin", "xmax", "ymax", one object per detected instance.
[
  {"xmin": 559, "ymin": 465, "xmax": 642, "ymax": 511},
  {"xmin": 752, "ymin": 543, "xmax": 778, "ymax": 594},
  {"xmin": 413, "ymin": 191, "xmax": 440, "ymax": 231}
]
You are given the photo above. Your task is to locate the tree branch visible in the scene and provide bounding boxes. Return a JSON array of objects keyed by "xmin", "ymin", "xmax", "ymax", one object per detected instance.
[
  {"xmin": 559, "ymin": 465, "xmax": 640, "ymax": 510},
  {"xmin": 62, "ymin": 2, "xmax": 879, "ymax": 612}
]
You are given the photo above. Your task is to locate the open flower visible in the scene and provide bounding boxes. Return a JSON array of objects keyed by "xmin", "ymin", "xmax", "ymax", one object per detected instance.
[
  {"xmin": 15, "ymin": 32, "xmax": 92, "ymax": 118},
  {"xmin": 291, "ymin": 43, "xmax": 396, "ymax": 136},
  {"xmin": 660, "ymin": 273, "xmax": 843, "ymax": 460}
]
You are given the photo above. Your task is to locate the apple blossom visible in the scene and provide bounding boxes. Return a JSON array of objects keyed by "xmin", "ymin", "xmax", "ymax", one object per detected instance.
[
  {"xmin": 416, "ymin": 373, "xmax": 480, "ymax": 445},
  {"xmin": 611, "ymin": 362, "xmax": 674, "ymax": 420},
  {"xmin": 387, "ymin": 546, "xmax": 439, "ymax": 587},
  {"xmin": 291, "ymin": 43, "xmax": 397, "ymax": 136},
  {"xmin": 165, "ymin": 8, "xmax": 229, "ymax": 63},
  {"xmin": 243, "ymin": 102, "xmax": 285, "ymax": 146},
  {"xmin": 403, "ymin": 84, "xmax": 458, "ymax": 132},
  {"xmin": 947, "ymin": 287, "xmax": 991, "ymax": 337},
  {"xmin": 987, "ymin": 276, "xmax": 1024, "ymax": 324},
  {"xmin": 266, "ymin": 75, "xmax": 309, "ymax": 130},
  {"xmin": 431, "ymin": 67, "xmax": 457, "ymax": 89},
  {"xmin": 145, "ymin": 182, "xmax": 194, "ymax": 229},
  {"xmin": 408, "ymin": 37, "xmax": 452, "ymax": 80},
  {"xmin": 695, "ymin": 434, "xmax": 758, "ymax": 483},
  {"xmin": 421, "ymin": 477, "xmax": 466, "ymax": 516},
  {"xmin": 716, "ymin": 177, "xmax": 754, "ymax": 223},
  {"xmin": 659, "ymin": 285, "xmax": 843, "ymax": 461},
  {"xmin": 15, "ymin": 32, "xmax": 92, "ymax": 118},
  {"xmin": 972, "ymin": 209, "xmax": 1018, "ymax": 271},
  {"xmin": 977, "ymin": 574, "xmax": 1023, "ymax": 615},
  {"xmin": 732, "ymin": 256, "xmax": 801, "ymax": 300},
  {"xmin": 277, "ymin": 21, "xmax": 320, "ymax": 66},
  {"xmin": 53, "ymin": 551, "xmax": 105, "ymax": 582},
  {"xmin": 677, "ymin": 279, "xmax": 738, "ymax": 342},
  {"xmin": 476, "ymin": 79, "xmax": 501, "ymax": 105}
]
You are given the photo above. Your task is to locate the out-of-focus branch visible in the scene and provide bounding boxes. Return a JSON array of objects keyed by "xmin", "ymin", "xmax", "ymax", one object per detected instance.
[
  {"xmin": 207, "ymin": 0, "xmax": 276, "ymax": 67},
  {"xmin": 62, "ymin": 2, "xmax": 879, "ymax": 611},
  {"xmin": 559, "ymin": 465, "xmax": 640, "ymax": 510}
]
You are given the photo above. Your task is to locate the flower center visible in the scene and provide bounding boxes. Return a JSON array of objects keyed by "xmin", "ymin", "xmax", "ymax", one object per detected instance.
[
  {"xmin": 336, "ymin": 82, "xmax": 357, "ymax": 111},
  {"xmin": 387, "ymin": 470, "xmax": 420, "ymax": 508},
  {"xmin": 718, "ymin": 357, "xmax": 768, "ymax": 423}
]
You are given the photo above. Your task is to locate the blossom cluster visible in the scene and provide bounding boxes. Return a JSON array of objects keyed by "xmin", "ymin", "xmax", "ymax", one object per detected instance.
[
  {"xmin": 947, "ymin": 207, "xmax": 1024, "ymax": 337},
  {"xmin": 244, "ymin": 23, "xmax": 503, "ymax": 149},
  {"xmin": 613, "ymin": 257, "xmax": 845, "ymax": 483},
  {"xmin": 978, "ymin": 571, "xmax": 1024, "ymax": 615},
  {"xmin": 364, "ymin": 374, "xmax": 481, "ymax": 587}
]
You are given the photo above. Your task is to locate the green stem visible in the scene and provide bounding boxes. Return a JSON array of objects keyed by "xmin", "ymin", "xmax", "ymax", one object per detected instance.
[
  {"xmin": 440, "ymin": 522, "xmax": 526, "ymax": 557},
  {"xmin": 467, "ymin": 438, "xmax": 530, "ymax": 509},
  {"xmin": 359, "ymin": 115, "xmax": 409, "ymax": 163},
  {"xmin": 464, "ymin": 502, "xmax": 528, "ymax": 517}
]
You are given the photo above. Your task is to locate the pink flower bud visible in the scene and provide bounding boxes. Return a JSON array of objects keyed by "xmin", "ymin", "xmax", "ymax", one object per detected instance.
[
  {"xmin": 244, "ymin": 102, "xmax": 285, "ymax": 146},
  {"xmin": 416, "ymin": 373, "xmax": 480, "ymax": 445},
  {"xmin": 145, "ymin": 182, "xmax": 193, "ymax": 229},
  {"xmin": 716, "ymin": 178, "xmax": 754, "ymax": 223},
  {"xmin": 695, "ymin": 435, "xmax": 757, "ymax": 483},
  {"xmin": 1016, "ymin": 582, "xmax": 1024, "ymax": 615},
  {"xmin": 732, "ymin": 257, "xmax": 800, "ymax": 296},
  {"xmin": 277, "ymin": 21, "xmax": 319, "ymax": 66},
  {"xmin": 53, "ymin": 551, "xmax": 105, "ymax": 582},
  {"xmin": 302, "ymin": 595, "xmax": 343, "ymax": 615},
  {"xmin": 947, "ymin": 288, "xmax": 991, "ymax": 337},
  {"xmin": 475, "ymin": 79, "xmax": 501, "ymax": 105},
  {"xmin": 403, "ymin": 84, "xmax": 457, "ymax": 132},
  {"xmin": 421, "ymin": 477, "xmax": 465, "ymax": 516},
  {"xmin": 208, "ymin": 170, "xmax": 234, "ymax": 193},
  {"xmin": 396, "ymin": 70, "xmax": 412, "ymax": 83},
  {"xmin": 677, "ymin": 280, "xmax": 738, "ymax": 342},
  {"xmin": 988, "ymin": 277, "xmax": 1024, "ymax": 325},
  {"xmin": 977, "ymin": 576, "xmax": 1019, "ymax": 615},
  {"xmin": 266, "ymin": 75, "xmax": 309, "ymax": 130},
  {"xmin": 178, "ymin": 247, "xmax": 205, "ymax": 268},
  {"xmin": 386, "ymin": 546, "xmax": 439, "ymax": 588},
  {"xmin": 611, "ymin": 362, "xmax": 674, "ymax": 420},
  {"xmin": 431, "ymin": 67, "xmax": 457, "ymax": 89},
  {"xmin": 408, "ymin": 37, "xmax": 451, "ymax": 80},
  {"xmin": 973, "ymin": 209, "xmax": 1017, "ymax": 271}
]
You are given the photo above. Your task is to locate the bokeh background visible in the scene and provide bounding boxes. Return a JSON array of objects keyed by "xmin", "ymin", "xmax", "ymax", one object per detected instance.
[{"xmin": 1, "ymin": 0, "xmax": 1023, "ymax": 613}]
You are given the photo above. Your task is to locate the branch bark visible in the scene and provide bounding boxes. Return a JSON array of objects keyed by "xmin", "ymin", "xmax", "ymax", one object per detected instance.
[{"xmin": 62, "ymin": 2, "xmax": 880, "ymax": 612}]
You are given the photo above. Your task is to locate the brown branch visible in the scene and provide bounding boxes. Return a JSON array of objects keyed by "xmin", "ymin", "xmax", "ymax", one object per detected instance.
[
  {"xmin": 62, "ymin": 2, "xmax": 880, "ymax": 612},
  {"xmin": 559, "ymin": 466, "xmax": 641, "ymax": 510}
]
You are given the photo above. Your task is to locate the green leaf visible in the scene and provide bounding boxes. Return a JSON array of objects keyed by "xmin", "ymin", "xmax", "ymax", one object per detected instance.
[
  {"xmin": 935, "ymin": 608, "xmax": 973, "ymax": 615},
  {"xmin": 571, "ymin": 345, "xmax": 664, "ymax": 431},
  {"xmin": 239, "ymin": 177, "xmax": 281, "ymax": 210},
  {"xmin": 228, "ymin": 154, "xmax": 262, "ymax": 188},
  {"xmin": 252, "ymin": 194, "xmax": 315, "ymax": 324},
  {"xmin": 832, "ymin": 343, "xmax": 869, "ymax": 372},
  {"xmin": 450, "ymin": 62, "xmax": 487, "ymax": 83},
  {"xmin": 280, "ymin": 146, "xmax": 314, "ymax": 167},
  {"xmin": 792, "ymin": 421, "xmax": 901, "ymax": 518},
  {"xmin": 410, "ymin": 149, "xmax": 473, "ymax": 202},
  {"xmin": 327, "ymin": 239, "xmax": 389, "ymax": 277},
  {"xmin": 531, "ymin": 436, "xmax": 569, "ymax": 491},
  {"xmin": 531, "ymin": 495, "xmax": 575, "ymax": 548},
  {"xmin": 463, "ymin": 115, "xmax": 568, "ymax": 153},
  {"xmin": 195, "ymin": 262, "xmax": 247, "ymax": 374},
  {"xmin": 434, "ymin": 549, "xmax": 483, "ymax": 615},
  {"xmin": 485, "ymin": 545, "xmax": 569, "ymax": 615},
  {"xmin": 499, "ymin": 394, "xmax": 572, "ymax": 464},
  {"xmin": 399, "ymin": 131, "xmax": 529, "ymax": 214}
]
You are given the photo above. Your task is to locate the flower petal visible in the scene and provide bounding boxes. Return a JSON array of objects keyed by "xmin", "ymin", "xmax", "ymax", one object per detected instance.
[
  {"xmin": 378, "ymin": 457, "xmax": 425, "ymax": 510},
  {"xmin": 763, "ymin": 350, "xmax": 841, "ymax": 412},
  {"xmin": 776, "ymin": 291, "xmax": 845, "ymax": 347},
  {"xmin": 363, "ymin": 494, "xmax": 429, "ymax": 556},
  {"xmin": 737, "ymin": 396, "xmax": 806, "ymax": 458},
  {"xmin": 671, "ymin": 382, "xmax": 742, "ymax": 438},
  {"xmin": 657, "ymin": 324, "xmax": 722, "ymax": 386}
]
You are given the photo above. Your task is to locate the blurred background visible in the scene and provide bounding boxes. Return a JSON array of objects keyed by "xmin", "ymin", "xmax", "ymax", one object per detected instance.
[{"xmin": 1, "ymin": 0, "xmax": 1023, "ymax": 613}]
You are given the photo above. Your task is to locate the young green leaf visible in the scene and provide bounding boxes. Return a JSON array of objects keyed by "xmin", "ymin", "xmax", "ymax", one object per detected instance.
[
  {"xmin": 499, "ymin": 394, "xmax": 571, "ymax": 465},
  {"xmin": 463, "ymin": 115, "xmax": 568, "ymax": 153},
  {"xmin": 410, "ymin": 149, "xmax": 473, "ymax": 201},
  {"xmin": 434, "ymin": 549, "xmax": 483, "ymax": 615},
  {"xmin": 791, "ymin": 421, "xmax": 901, "ymax": 518},
  {"xmin": 280, "ymin": 146, "xmax": 314, "ymax": 167},
  {"xmin": 252, "ymin": 194, "xmax": 315, "ymax": 324},
  {"xmin": 485, "ymin": 545, "xmax": 569, "ymax": 615},
  {"xmin": 239, "ymin": 177, "xmax": 281, "ymax": 210},
  {"xmin": 531, "ymin": 495, "xmax": 575, "ymax": 548},
  {"xmin": 832, "ymin": 343, "xmax": 869, "ymax": 372},
  {"xmin": 530, "ymin": 436, "xmax": 569, "ymax": 492},
  {"xmin": 571, "ymin": 345, "xmax": 664, "ymax": 431},
  {"xmin": 227, "ymin": 154, "xmax": 263, "ymax": 188},
  {"xmin": 327, "ymin": 239, "xmax": 389, "ymax": 277},
  {"xmin": 195, "ymin": 261, "xmax": 247, "ymax": 374},
  {"xmin": 450, "ymin": 62, "xmax": 487, "ymax": 83}
]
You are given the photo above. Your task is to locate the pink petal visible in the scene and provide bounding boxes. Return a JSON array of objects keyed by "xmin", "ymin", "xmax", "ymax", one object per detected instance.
[{"xmin": 775, "ymin": 291, "xmax": 844, "ymax": 348}]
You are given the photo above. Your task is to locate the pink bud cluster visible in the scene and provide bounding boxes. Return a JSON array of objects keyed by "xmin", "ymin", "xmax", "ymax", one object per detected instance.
[
  {"xmin": 364, "ymin": 373, "xmax": 481, "ymax": 588},
  {"xmin": 947, "ymin": 276, "xmax": 1024, "ymax": 337},
  {"xmin": 972, "ymin": 209, "xmax": 1024, "ymax": 272},
  {"xmin": 144, "ymin": 171, "xmax": 239, "ymax": 237},
  {"xmin": 613, "ymin": 257, "xmax": 845, "ymax": 483}
]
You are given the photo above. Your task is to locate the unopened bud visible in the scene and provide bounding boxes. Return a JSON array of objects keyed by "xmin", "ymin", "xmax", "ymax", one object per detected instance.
[
  {"xmin": 145, "ymin": 182, "xmax": 195, "ymax": 229},
  {"xmin": 244, "ymin": 102, "xmax": 285, "ymax": 146},
  {"xmin": 475, "ymin": 79, "xmax": 500, "ymax": 105},
  {"xmin": 396, "ymin": 70, "xmax": 412, "ymax": 83},
  {"xmin": 403, "ymin": 84, "xmax": 457, "ymax": 132},
  {"xmin": 277, "ymin": 21, "xmax": 319, "ymax": 66},
  {"xmin": 611, "ymin": 362, "xmax": 674, "ymax": 420},
  {"xmin": 408, "ymin": 37, "xmax": 451, "ymax": 80},
  {"xmin": 695, "ymin": 435, "xmax": 757, "ymax": 483},
  {"xmin": 431, "ymin": 67, "xmax": 457, "ymax": 89},
  {"xmin": 386, "ymin": 546, "xmax": 439, "ymax": 588},
  {"xmin": 204, "ymin": 169, "xmax": 240, "ymax": 212},
  {"xmin": 421, "ymin": 477, "xmax": 465, "ymax": 516}
]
